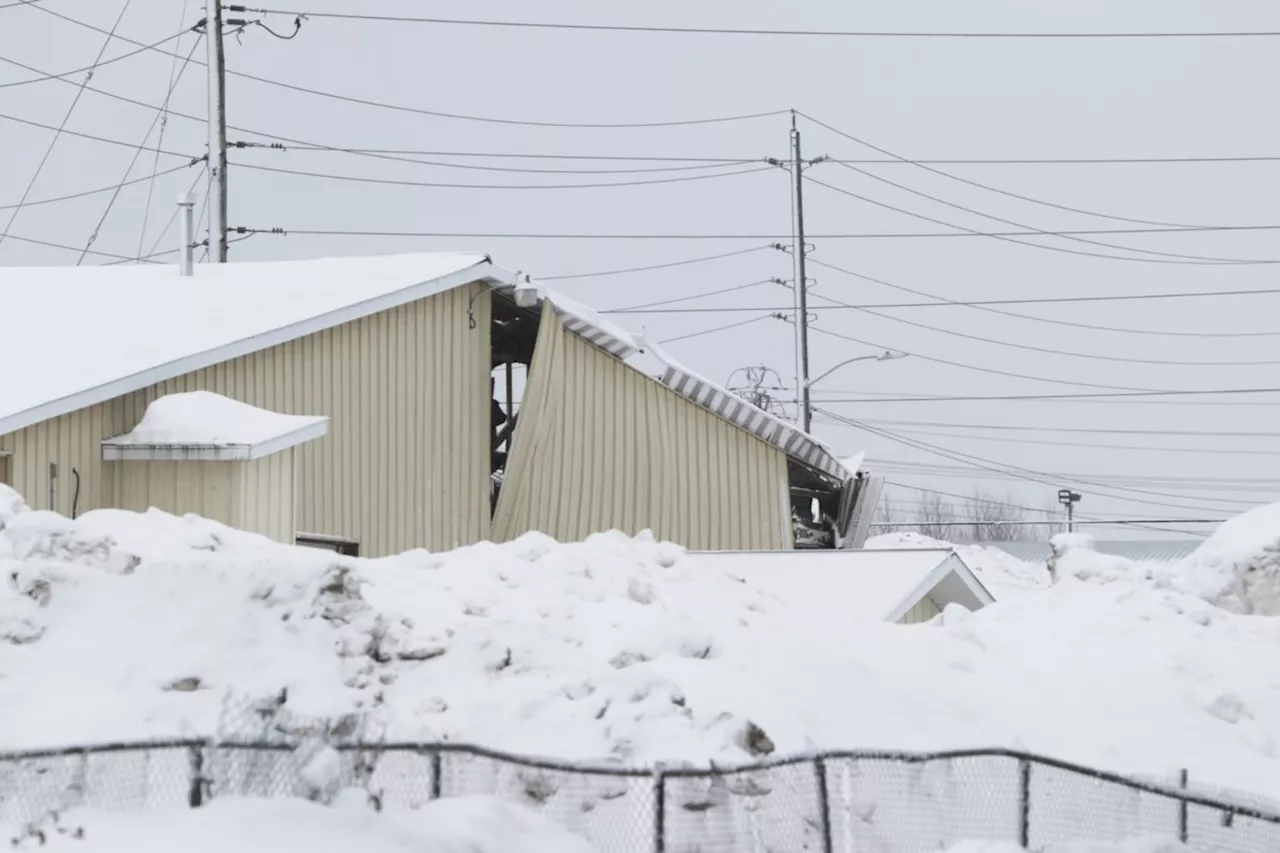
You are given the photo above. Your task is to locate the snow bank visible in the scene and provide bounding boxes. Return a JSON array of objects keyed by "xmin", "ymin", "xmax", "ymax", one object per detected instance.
[
  {"xmin": 1179, "ymin": 503, "xmax": 1280, "ymax": 616},
  {"xmin": 2, "ymin": 495, "xmax": 1280, "ymax": 802},
  {"xmin": 1, "ymin": 796, "xmax": 598, "ymax": 853},
  {"xmin": 1041, "ymin": 507, "xmax": 1280, "ymax": 617}
]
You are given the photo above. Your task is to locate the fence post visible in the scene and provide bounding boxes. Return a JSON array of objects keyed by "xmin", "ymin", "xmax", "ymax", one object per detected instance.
[
  {"xmin": 429, "ymin": 750, "xmax": 442, "ymax": 800},
  {"xmin": 1178, "ymin": 768, "xmax": 1189, "ymax": 844},
  {"xmin": 187, "ymin": 744, "xmax": 206, "ymax": 808},
  {"xmin": 1017, "ymin": 759, "xmax": 1031, "ymax": 848},
  {"xmin": 813, "ymin": 757, "xmax": 834, "ymax": 853},
  {"xmin": 653, "ymin": 765, "xmax": 666, "ymax": 853}
]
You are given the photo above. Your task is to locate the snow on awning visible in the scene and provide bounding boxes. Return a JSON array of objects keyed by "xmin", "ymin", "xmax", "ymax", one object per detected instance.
[
  {"xmin": 658, "ymin": 363, "xmax": 849, "ymax": 482},
  {"xmin": 102, "ymin": 392, "xmax": 328, "ymax": 462}
]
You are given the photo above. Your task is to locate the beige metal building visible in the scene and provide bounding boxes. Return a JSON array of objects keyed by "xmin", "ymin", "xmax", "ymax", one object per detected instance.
[{"xmin": 0, "ymin": 253, "xmax": 856, "ymax": 556}]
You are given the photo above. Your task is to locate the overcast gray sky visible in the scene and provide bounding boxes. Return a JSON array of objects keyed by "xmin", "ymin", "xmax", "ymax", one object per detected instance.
[{"xmin": 3, "ymin": 0, "xmax": 1278, "ymax": 538}]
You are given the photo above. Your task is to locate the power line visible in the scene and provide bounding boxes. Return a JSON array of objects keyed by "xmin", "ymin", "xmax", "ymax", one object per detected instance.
[
  {"xmin": 0, "ymin": 27, "xmax": 192, "ymax": 89},
  {"xmin": 606, "ymin": 279, "xmax": 779, "ymax": 313},
  {"xmin": 237, "ymin": 142, "xmax": 764, "ymax": 176},
  {"xmin": 808, "ymin": 324, "xmax": 1170, "ymax": 393},
  {"xmin": 805, "ymin": 256, "xmax": 1280, "ymax": 339},
  {"xmin": 852, "ymin": 418, "xmax": 1280, "ymax": 439},
  {"xmin": 0, "ymin": 0, "xmax": 134, "ymax": 253},
  {"xmin": 230, "ymin": 160, "xmax": 775, "ymax": 190},
  {"xmin": 805, "ymin": 173, "xmax": 1272, "ymax": 265},
  {"xmin": 229, "ymin": 225, "xmax": 1280, "ymax": 241},
  {"xmin": 599, "ymin": 285, "xmax": 1280, "ymax": 320},
  {"xmin": 2, "ymin": 48, "xmax": 768, "ymax": 180},
  {"xmin": 20, "ymin": 7, "xmax": 1280, "ymax": 173},
  {"xmin": 77, "ymin": 31, "xmax": 204, "ymax": 266},
  {"xmin": 838, "ymin": 425, "xmax": 1280, "ymax": 458},
  {"xmin": 829, "ymin": 155, "xmax": 1280, "ymax": 166},
  {"xmin": 238, "ymin": 8, "xmax": 1280, "ymax": 39},
  {"xmin": 137, "ymin": 0, "xmax": 196, "ymax": 260},
  {"xmin": 0, "ymin": 163, "xmax": 195, "ymax": 212},
  {"xmin": 821, "ymin": 159, "xmax": 1269, "ymax": 265},
  {"xmin": 542, "ymin": 246, "xmax": 772, "ymax": 281},
  {"xmin": 659, "ymin": 315, "xmax": 774, "ymax": 344},
  {"xmin": 800, "ymin": 112, "xmax": 1229, "ymax": 230},
  {"xmin": 0, "ymin": 111, "xmax": 200, "ymax": 160},
  {"xmin": 878, "ymin": 483, "xmax": 1213, "ymax": 535},
  {"xmin": 0, "ymin": 0, "xmax": 42, "ymax": 8},
  {"xmin": 0, "ymin": 231, "xmax": 175, "ymax": 262},
  {"xmin": 819, "ymin": 409, "xmax": 1254, "ymax": 514},
  {"xmin": 811, "ymin": 388, "xmax": 1280, "ymax": 404},
  {"xmin": 807, "ymin": 289, "xmax": 1280, "ymax": 367},
  {"xmin": 866, "ymin": 458, "xmax": 1280, "ymax": 491},
  {"xmin": 29, "ymin": 4, "xmax": 792, "ymax": 129}
]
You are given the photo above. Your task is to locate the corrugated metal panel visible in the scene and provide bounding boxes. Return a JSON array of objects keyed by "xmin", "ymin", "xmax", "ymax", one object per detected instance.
[
  {"xmin": 0, "ymin": 399, "xmax": 115, "ymax": 517},
  {"xmin": 494, "ymin": 303, "xmax": 793, "ymax": 550},
  {"xmin": 238, "ymin": 452, "xmax": 296, "ymax": 544},
  {"xmin": 109, "ymin": 460, "xmax": 238, "ymax": 533},
  {"xmin": 0, "ymin": 285, "xmax": 490, "ymax": 556},
  {"xmin": 898, "ymin": 595, "xmax": 942, "ymax": 625},
  {"xmin": 659, "ymin": 365, "xmax": 846, "ymax": 481}
]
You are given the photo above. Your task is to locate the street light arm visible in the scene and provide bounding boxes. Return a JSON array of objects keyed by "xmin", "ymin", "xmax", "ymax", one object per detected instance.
[
  {"xmin": 806, "ymin": 350, "xmax": 907, "ymax": 388},
  {"xmin": 806, "ymin": 354, "xmax": 878, "ymax": 388}
]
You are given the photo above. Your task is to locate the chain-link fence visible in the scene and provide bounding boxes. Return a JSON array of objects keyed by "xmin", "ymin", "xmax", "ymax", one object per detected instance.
[{"xmin": 1, "ymin": 741, "xmax": 1278, "ymax": 852}]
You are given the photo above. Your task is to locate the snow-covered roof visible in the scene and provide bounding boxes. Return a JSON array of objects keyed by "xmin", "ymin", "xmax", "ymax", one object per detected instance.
[
  {"xmin": 102, "ymin": 392, "xmax": 328, "ymax": 461},
  {"xmin": 0, "ymin": 254, "xmax": 494, "ymax": 436},
  {"xmin": 1, "ymin": 253, "xmax": 850, "ymax": 481},
  {"xmin": 642, "ymin": 340, "xmax": 851, "ymax": 481},
  {"xmin": 692, "ymin": 547, "xmax": 994, "ymax": 621}
]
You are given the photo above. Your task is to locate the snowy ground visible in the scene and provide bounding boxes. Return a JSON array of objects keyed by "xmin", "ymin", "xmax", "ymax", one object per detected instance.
[
  {"xmin": 2, "ymin": 485, "xmax": 1279, "ymax": 849},
  {"xmin": 1, "ymin": 795, "xmax": 597, "ymax": 853},
  {"xmin": 0, "ymin": 797, "xmax": 1194, "ymax": 853}
]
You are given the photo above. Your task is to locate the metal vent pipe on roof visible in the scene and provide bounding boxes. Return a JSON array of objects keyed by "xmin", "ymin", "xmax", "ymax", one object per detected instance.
[{"xmin": 177, "ymin": 192, "xmax": 196, "ymax": 277}]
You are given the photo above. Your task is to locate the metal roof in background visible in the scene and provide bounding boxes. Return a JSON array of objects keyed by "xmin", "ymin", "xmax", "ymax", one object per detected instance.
[
  {"xmin": 988, "ymin": 540, "xmax": 1200, "ymax": 566},
  {"xmin": 659, "ymin": 364, "xmax": 849, "ymax": 482}
]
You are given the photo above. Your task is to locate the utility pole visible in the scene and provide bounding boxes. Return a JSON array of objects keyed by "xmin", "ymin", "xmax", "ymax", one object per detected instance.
[
  {"xmin": 790, "ymin": 112, "xmax": 813, "ymax": 433},
  {"xmin": 206, "ymin": 0, "xmax": 229, "ymax": 262}
]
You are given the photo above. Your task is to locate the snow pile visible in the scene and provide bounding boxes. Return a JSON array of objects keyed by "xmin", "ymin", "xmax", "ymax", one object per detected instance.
[
  {"xmin": 1045, "ymin": 507, "xmax": 1280, "ymax": 617},
  {"xmin": 1179, "ymin": 504, "xmax": 1280, "ymax": 616},
  {"xmin": 865, "ymin": 531, "xmax": 1049, "ymax": 597},
  {"xmin": 2, "ymin": 796, "xmax": 598, "ymax": 853},
  {"xmin": 2, "ymin": 490, "xmax": 1280, "ymax": 802}
]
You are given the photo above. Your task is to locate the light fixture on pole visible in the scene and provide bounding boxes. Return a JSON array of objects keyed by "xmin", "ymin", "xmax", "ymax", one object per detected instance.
[
  {"xmin": 806, "ymin": 350, "xmax": 908, "ymax": 391},
  {"xmin": 1058, "ymin": 489, "xmax": 1082, "ymax": 533}
]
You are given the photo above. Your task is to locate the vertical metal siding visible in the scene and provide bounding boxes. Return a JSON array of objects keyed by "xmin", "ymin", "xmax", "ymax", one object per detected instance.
[
  {"xmin": 237, "ymin": 452, "xmax": 296, "ymax": 543},
  {"xmin": 898, "ymin": 596, "xmax": 942, "ymax": 625},
  {"xmin": 110, "ymin": 461, "xmax": 238, "ymax": 531},
  {"xmin": 0, "ymin": 284, "xmax": 490, "ymax": 556},
  {"xmin": 494, "ymin": 305, "xmax": 792, "ymax": 550}
]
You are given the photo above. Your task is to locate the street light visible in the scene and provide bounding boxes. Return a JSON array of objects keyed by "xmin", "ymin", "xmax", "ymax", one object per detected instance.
[
  {"xmin": 1059, "ymin": 489, "xmax": 1080, "ymax": 527},
  {"xmin": 806, "ymin": 350, "xmax": 908, "ymax": 389}
]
